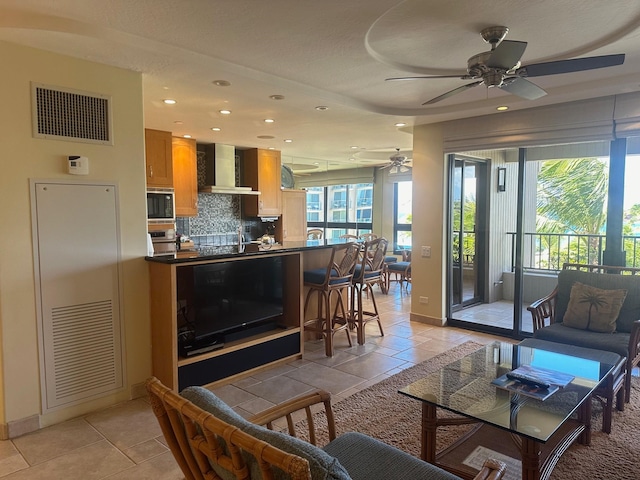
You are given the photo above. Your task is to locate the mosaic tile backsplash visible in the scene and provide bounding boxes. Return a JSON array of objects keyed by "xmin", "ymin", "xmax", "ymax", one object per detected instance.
[{"xmin": 175, "ymin": 146, "xmax": 264, "ymax": 244}]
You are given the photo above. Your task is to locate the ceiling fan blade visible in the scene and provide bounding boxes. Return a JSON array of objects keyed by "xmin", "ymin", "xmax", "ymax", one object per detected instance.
[
  {"xmin": 386, "ymin": 75, "xmax": 465, "ymax": 81},
  {"xmin": 487, "ymin": 40, "xmax": 527, "ymax": 70},
  {"xmin": 521, "ymin": 54, "xmax": 625, "ymax": 77},
  {"xmin": 500, "ymin": 77, "xmax": 547, "ymax": 100},
  {"xmin": 422, "ymin": 81, "xmax": 483, "ymax": 105}
]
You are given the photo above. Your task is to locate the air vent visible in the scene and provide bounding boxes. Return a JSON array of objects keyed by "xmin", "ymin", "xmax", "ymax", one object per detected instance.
[{"xmin": 32, "ymin": 83, "xmax": 113, "ymax": 145}]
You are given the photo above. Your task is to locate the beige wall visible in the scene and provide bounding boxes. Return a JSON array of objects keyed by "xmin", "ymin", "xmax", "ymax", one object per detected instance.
[{"xmin": 0, "ymin": 41, "xmax": 151, "ymax": 432}]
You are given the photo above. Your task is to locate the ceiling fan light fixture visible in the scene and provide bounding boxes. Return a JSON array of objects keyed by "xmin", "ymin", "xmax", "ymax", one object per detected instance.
[
  {"xmin": 497, "ymin": 105, "xmax": 509, "ymax": 111},
  {"xmin": 400, "ymin": 166, "xmax": 409, "ymax": 173},
  {"xmin": 389, "ymin": 166, "xmax": 398, "ymax": 174}
]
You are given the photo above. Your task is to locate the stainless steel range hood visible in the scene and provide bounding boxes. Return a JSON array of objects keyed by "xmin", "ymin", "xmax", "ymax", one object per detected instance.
[{"xmin": 198, "ymin": 144, "xmax": 260, "ymax": 195}]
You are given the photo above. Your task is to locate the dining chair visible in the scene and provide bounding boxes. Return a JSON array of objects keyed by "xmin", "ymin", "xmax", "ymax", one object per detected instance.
[
  {"xmin": 339, "ymin": 234, "xmax": 359, "ymax": 241},
  {"xmin": 307, "ymin": 228, "xmax": 324, "ymax": 240},
  {"xmin": 303, "ymin": 242, "xmax": 360, "ymax": 356},
  {"xmin": 387, "ymin": 250, "xmax": 411, "ymax": 291},
  {"xmin": 350, "ymin": 237, "xmax": 388, "ymax": 345},
  {"xmin": 358, "ymin": 233, "xmax": 378, "ymax": 242}
]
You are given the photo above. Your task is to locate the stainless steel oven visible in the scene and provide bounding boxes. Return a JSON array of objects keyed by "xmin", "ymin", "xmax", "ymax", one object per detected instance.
[
  {"xmin": 149, "ymin": 228, "xmax": 177, "ymax": 256},
  {"xmin": 147, "ymin": 187, "xmax": 175, "ymax": 223}
]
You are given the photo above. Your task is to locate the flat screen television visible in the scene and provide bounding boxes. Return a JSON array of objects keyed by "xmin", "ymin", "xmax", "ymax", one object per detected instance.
[{"xmin": 182, "ymin": 256, "xmax": 284, "ymax": 352}]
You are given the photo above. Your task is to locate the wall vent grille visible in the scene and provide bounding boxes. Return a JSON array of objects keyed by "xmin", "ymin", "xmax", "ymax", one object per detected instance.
[
  {"xmin": 49, "ymin": 300, "xmax": 118, "ymax": 404},
  {"xmin": 32, "ymin": 83, "xmax": 113, "ymax": 145}
]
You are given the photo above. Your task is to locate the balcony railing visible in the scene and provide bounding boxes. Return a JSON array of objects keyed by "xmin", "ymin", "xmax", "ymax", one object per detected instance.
[{"xmin": 506, "ymin": 232, "xmax": 640, "ymax": 271}]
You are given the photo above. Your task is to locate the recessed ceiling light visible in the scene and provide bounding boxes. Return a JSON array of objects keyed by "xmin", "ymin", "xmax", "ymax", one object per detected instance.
[
  {"xmin": 183, "ymin": 134, "xmax": 192, "ymax": 138},
  {"xmin": 212, "ymin": 80, "xmax": 231, "ymax": 87},
  {"xmin": 257, "ymin": 135, "xmax": 275, "ymax": 139},
  {"xmin": 284, "ymin": 139, "xmax": 293, "ymax": 143},
  {"xmin": 349, "ymin": 157, "xmax": 356, "ymax": 161},
  {"xmin": 315, "ymin": 106, "xmax": 329, "ymax": 111},
  {"xmin": 219, "ymin": 109, "xmax": 231, "ymax": 115},
  {"xmin": 174, "ymin": 121, "xmax": 183, "ymax": 125},
  {"xmin": 264, "ymin": 118, "xmax": 275, "ymax": 123},
  {"xmin": 268, "ymin": 147, "xmax": 276, "ymax": 150},
  {"xmin": 395, "ymin": 122, "xmax": 406, "ymax": 127},
  {"xmin": 313, "ymin": 162, "xmax": 320, "ymax": 165},
  {"xmin": 211, "ymin": 127, "xmax": 221, "ymax": 131},
  {"xmin": 350, "ymin": 146, "xmax": 359, "ymax": 149},
  {"xmin": 497, "ymin": 106, "xmax": 509, "ymax": 111},
  {"xmin": 163, "ymin": 99, "xmax": 176, "ymax": 104},
  {"xmin": 270, "ymin": 94, "xmax": 285, "ymax": 100}
]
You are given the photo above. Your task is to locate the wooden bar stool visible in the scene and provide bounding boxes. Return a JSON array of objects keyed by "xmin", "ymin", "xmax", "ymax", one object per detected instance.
[
  {"xmin": 303, "ymin": 242, "xmax": 360, "ymax": 356},
  {"xmin": 350, "ymin": 237, "xmax": 388, "ymax": 345}
]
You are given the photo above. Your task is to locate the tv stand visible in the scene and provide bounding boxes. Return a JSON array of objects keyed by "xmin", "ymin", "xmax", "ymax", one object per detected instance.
[{"xmin": 148, "ymin": 252, "xmax": 303, "ymax": 390}]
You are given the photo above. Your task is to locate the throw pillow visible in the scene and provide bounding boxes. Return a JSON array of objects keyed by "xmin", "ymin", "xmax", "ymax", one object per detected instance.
[{"xmin": 563, "ymin": 282, "xmax": 628, "ymax": 333}]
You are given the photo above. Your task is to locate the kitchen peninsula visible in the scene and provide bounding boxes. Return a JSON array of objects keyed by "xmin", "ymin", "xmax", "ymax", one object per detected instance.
[{"xmin": 146, "ymin": 240, "xmax": 343, "ymax": 390}]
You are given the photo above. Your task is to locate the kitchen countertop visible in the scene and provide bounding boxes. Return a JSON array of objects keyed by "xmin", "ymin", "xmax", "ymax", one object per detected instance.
[{"xmin": 145, "ymin": 239, "xmax": 350, "ymax": 264}]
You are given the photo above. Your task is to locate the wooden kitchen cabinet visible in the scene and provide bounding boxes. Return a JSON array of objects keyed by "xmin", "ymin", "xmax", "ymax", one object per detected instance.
[
  {"xmin": 172, "ymin": 137, "xmax": 198, "ymax": 217},
  {"xmin": 276, "ymin": 189, "xmax": 307, "ymax": 242},
  {"xmin": 242, "ymin": 148, "xmax": 282, "ymax": 217},
  {"xmin": 145, "ymin": 129, "xmax": 174, "ymax": 188}
]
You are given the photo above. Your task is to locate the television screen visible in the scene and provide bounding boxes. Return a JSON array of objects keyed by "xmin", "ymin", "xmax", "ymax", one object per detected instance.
[{"xmin": 190, "ymin": 256, "xmax": 284, "ymax": 341}]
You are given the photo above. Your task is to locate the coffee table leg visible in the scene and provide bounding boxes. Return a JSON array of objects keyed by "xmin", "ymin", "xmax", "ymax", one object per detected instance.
[
  {"xmin": 421, "ymin": 403, "xmax": 437, "ymax": 462},
  {"xmin": 521, "ymin": 437, "xmax": 542, "ymax": 480},
  {"xmin": 578, "ymin": 394, "xmax": 592, "ymax": 445}
]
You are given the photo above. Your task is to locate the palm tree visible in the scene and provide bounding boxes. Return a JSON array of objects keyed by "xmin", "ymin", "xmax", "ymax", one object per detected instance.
[
  {"xmin": 578, "ymin": 289, "xmax": 608, "ymax": 330},
  {"xmin": 536, "ymin": 158, "xmax": 608, "ymax": 265}
]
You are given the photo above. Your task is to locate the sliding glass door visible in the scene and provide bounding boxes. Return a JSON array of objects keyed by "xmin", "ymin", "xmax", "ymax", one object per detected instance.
[{"xmin": 445, "ymin": 140, "xmax": 640, "ymax": 339}]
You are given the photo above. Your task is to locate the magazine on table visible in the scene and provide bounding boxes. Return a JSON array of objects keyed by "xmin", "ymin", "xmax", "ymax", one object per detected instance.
[{"xmin": 491, "ymin": 365, "xmax": 575, "ymax": 401}]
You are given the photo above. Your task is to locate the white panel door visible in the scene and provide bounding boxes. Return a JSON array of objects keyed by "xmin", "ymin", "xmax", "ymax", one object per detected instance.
[{"xmin": 32, "ymin": 181, "xmax": 124, "ymax": 411}]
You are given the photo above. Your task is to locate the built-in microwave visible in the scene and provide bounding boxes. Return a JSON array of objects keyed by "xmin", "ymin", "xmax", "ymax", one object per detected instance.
[{"xmin": 147, "ymin": 188, "xmax": 175, "ymax": 223}]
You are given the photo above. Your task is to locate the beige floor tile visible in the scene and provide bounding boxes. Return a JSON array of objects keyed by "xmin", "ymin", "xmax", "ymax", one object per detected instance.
[
  {"xmin": 334, "ymin": 351, "xmax": 408, "ymax": 379},
  {"xmin": 3, "ymin": 440, "xmax": 132, "ymax": 480},
  {"xmin": 84, "ymin": 399, "xmax": 162, "ymax": 451},
  {"xmin": 284, "ymin": 362, "xmax": 367, "ymax": 395},
  {"xmin": 121, "ymin": 439, "xmax": 168, "ymax": 464},
  {"xmin": 242, "ymin": 375, "xmax": 315, "ymax": 404},
  {"xmin": 11, "ymin": 418, "xmax": 103, "ymax": 466},
  {"xmin": 0, "ymin": 452, "xmax": 29, "ymax": 477},
  {"xmin": 208, "ymin": 383, "xmax": 259, "ymax": 407},
  {"xmin": 102, "ymin": 451, "xmax": 183, "ymax": 480}
]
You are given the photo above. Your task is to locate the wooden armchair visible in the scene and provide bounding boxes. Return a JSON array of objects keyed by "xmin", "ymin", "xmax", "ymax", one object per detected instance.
[
  {"xmin": 528, "ymin": 263, "xmax": 640, "ymax": 404},
  {"xmin": 146, "ymin": 377, "xmax": 506, "ymax": 480}
]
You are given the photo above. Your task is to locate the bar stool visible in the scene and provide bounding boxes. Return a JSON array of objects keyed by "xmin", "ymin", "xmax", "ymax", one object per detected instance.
[
  {"xmin": 303, "ymin": 242, "xmax": 361, "ymax": 357},
  {"xmin": 350, "ymin": 237, "xmax": 388, "ymax": 345}
]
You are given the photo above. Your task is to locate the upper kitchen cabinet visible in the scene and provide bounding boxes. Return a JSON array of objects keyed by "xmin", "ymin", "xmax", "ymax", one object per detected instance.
[
  {"xmin": 275, "ymin": 189, "xmax": 307, "ymax": 242},
  {"xmin": 145, "ymin": 129, "xmax": 173, "ymax": 188},
  {"xmin": 172, "ymin": 137, "xmax": 198, "ymax": 217},
  {"xmin": 242, "ymin": 148, "xmax": 282, "ymax": 217}
]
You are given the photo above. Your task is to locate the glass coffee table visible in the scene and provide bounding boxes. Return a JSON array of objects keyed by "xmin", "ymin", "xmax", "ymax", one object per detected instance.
[{"xmin": 398, "ymin": 341, "xmax": 615, "ymax": 480}]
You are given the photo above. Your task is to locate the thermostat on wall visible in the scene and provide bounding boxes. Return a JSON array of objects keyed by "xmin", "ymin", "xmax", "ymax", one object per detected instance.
[{"xmin": 68, "ymin": 156, "xmax": 89, "ymax": 175}]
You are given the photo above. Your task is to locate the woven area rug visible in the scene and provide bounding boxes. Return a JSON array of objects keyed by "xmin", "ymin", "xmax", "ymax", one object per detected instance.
[{"xmin": 308, "ymin": 340, "xmax": 639, "ymax": 480}]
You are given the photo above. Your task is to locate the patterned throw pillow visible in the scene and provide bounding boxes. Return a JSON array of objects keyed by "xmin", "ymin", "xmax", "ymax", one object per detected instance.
[{"xmin": 563, "ymin": 282, "xmax": 628, "ymax": 333}]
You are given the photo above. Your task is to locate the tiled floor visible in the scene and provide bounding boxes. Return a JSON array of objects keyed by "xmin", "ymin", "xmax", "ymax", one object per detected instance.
[{"xmin": 0, "ymin": 285, "xmax": 505, "ymax": 479}]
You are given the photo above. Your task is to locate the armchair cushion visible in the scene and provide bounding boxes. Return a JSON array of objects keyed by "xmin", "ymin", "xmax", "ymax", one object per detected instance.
[
  {"xmin": 563, "ymin": 281, "xmax": 627, "ymax": 333},
  {"xmin": 324, "ymin": 432, "xmax": 461, "ymax": 480},
  {"xmin": 182, "ymin": 386, "xmax": 351, "ymax": 480},
  {"xmin": 533, "ymin": 322, "xmax": 631, "ymax": 358}
]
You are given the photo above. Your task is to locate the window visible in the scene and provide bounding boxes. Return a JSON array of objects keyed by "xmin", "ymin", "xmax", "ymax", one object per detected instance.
[
  {"xmin": 394, "ymin": 181, "xmax": 412, "ymax": 252},
  {"xmin": 306, "ymin": 183, "xmax": 373, "ymax": 240}
]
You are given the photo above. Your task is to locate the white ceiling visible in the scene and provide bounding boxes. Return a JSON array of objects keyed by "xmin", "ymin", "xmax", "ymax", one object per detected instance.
[{"xmin": 2, "ymin": 0, "xmax": 640, "ymax": 172}]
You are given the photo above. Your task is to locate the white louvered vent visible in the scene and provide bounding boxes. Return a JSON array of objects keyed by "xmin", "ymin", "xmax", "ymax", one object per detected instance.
[
  {"xmin": 32, "ymin": 83, "xmax": 113, "ymax": 144},
  {"xmin": 50, "ymin": 300, "xmax": 118, "ymax": 403}
]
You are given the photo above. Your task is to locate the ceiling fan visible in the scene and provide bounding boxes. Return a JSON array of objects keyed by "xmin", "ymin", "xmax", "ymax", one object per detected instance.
[
  {"xmin": 386, "ymin": 26, "xmax": 625, "ymax": 105},
  {"xmin": 379, "ymin": 149, "xmax": 412, "ymax": 174}
]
